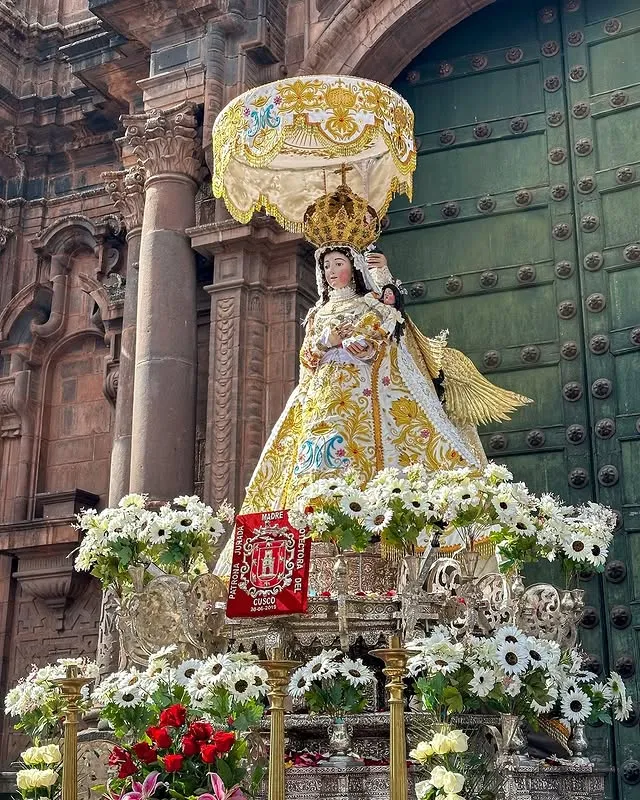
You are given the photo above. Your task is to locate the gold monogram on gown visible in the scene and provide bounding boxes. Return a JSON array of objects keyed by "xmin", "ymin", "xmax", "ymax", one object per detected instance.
[{"xmin": 241, "ymin": 287, "xmax": 479, "ymax": 515}]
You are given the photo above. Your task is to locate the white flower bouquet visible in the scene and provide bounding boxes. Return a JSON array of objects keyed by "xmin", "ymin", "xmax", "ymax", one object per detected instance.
[
  {"xmin": 289, "ymin": 463, "xmax": 617, "ymax": 576},
  {"xmin": 74, "ymin": 493, "xmax": 235, "ymax": 593},
  {"xmin": 4, "ymin": 658, "xmax": 98, "ymax": 742},
  {"xmin": 289, "ymin": 465, "xmax": 444, "ymax": 555},
  {"xmin": 287, "ymin": 649, "xmax": 376, "ymax": 715},
  {"xmin": 92, "ymin": 648, "xmax": 268, "ymax": 741},
  {"xmin": 407, "ymin": 625, "xmax": 632, "ymax": 727}
]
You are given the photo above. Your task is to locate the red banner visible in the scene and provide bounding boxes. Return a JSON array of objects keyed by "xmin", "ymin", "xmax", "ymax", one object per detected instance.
[{"xmin": 226, "ymin": 510, "xmax": 311, "ymax": 618}]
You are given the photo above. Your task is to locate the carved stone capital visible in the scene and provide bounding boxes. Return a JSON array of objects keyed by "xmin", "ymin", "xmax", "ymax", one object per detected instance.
[
  {"xmin": 0, "ymin": 225, "xmax": 14, "ymax": 252},
  {"xmin": 101, "ymin": 166, "xmax": 146, "ymax": 232},
  {"xmin": 121, "ymin": 103, "xmax": 202, "ymax": 182}
]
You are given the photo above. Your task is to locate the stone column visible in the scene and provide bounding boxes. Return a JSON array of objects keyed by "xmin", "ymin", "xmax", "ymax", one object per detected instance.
[
  {"xmin": 122, "ymin": 104, "xmax": 202, "ymax": 500},
  {"xmin": 102, "ymin": 166, "xmax": 146, "ymax": 505}
]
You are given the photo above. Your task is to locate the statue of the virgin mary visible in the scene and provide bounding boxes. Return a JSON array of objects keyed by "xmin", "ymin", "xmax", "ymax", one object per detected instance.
[{"xmin": 222, "ymin": 181, "xmax": 530, "ymax": 538}]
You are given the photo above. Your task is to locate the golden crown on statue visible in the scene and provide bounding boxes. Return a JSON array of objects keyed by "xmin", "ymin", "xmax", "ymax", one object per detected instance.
[{"xmin": 303, "ymin": 174, "xmax": 381, "ymax": 252}]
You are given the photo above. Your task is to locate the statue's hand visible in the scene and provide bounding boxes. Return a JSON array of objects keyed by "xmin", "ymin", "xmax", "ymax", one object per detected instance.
[
  {"xmin": 365, "ymin": 252, "xmax": 388, "ymax": 270},
  {"xmin": 345, "ymin": 341, "xmax": 374, "ymax": 359},
  {"xmin": 337, "ymin": 322, "xmax": 355, "ymax": 339},
  {"xmin": 327, "ymin": 329, "xmax": 343, "ymax": 347}
]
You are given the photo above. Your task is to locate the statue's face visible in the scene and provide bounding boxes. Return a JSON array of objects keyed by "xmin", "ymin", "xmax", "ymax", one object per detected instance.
[
  {"xmin": 382, "ymin": 287, "xmax": 396, "ymax": 306},
  {"xmin": 323, "ymin": 251, "xmax": 353, "ymax": 290}
]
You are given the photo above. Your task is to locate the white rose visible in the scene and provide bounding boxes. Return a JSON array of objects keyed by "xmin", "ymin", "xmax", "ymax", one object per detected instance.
[
  {"xmin": 409, "ymin": 741, "xmax": 434, "ymax": 762},
  {"xmin": 441, "ymin": 771, "xmax": 465, "ymax": 795},
  {"xmin": 446, "ymin": 729, "xmax": 469, "ymax": 753},
  {"xmin": 414, "ymin": 780, "xmax": 433, "ymax": 800},
  {"xmin": 430, "ymin": 732, "xmax": 452, "ymax": 755},
  {"xmin": 429, "ymin": 766, "xmax": 448, "ymax": 789},
  {"xmin": 21, "ymin": 745, "xmax": 62, "ymax": 766},
  {"xmin": 16, "ymin": 769, "xmax": 58, "ymax": 790}
]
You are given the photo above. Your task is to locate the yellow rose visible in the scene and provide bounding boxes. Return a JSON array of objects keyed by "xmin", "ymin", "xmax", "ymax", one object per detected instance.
[
  {"xmin": 21, "ymin": 745, "xmax": 62, "ymax": 766},
  {"xmin": 441, "ymin": 771, "xmax": 465, "ymax": 795},
  {"xmin": 16, "ymin": 769, "xmax": 58, "ymax": 790},
  {"xmin": 446, "ymin": 729, "xmax": 469, "ymax": 753},
  {"xmin": 430, "ymin": 732, "xmax": 452, "ymax": 755},
  {"xmin": 409, "ymin": 741, "xmax": 434, "ymax": 762}
]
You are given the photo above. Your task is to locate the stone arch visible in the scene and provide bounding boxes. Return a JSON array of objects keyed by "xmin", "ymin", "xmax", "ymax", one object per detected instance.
[
  {"xmin": 299, "ymin": 0, "xmax": 496, "ymax": 82},
  {"xmin": 0, "ymin": 282, "xmax": 51, "ymax": 344}
]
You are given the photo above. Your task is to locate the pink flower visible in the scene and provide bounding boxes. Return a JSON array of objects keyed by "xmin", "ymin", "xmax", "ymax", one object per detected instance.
[
  {"xmin": 382, "ymin": 376, "xmax": 390, "ymax": 386},
  {"xmin": 199, "ymin": 773, "xmax": 246, "ymax": 800},
  {"xmin": 336, "ymin": 448, "xmax": 345, "ymax": 457},
  {"xmin": 121, "ymin": 772, "xmax": 160, "ymax": 800},
  {"xmin": 274, "ymin": 95, "xmax": 282, "ymax": 105},
  {"xmin": 363, "ymin": 388, "xmax": 372, "ymax": 397},
  {"xmin": 420, "ymin": 429, "xmax": 430, "ymax": 439}
]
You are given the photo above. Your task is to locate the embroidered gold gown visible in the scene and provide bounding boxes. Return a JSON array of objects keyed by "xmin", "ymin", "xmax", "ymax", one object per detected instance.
[{"xmin": 241, "ymin": 288, "xmax": 479, "ymax": 514}]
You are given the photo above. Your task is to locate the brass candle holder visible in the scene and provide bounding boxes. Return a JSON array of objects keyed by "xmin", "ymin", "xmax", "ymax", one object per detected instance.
[
  {"xmin": 259, "ymin": 648, "xmax": 300, "ymax": 800},
  {"xmin": 54, "ymin": 665, "xmax": 92, "ymax": 800},
  {"xmin": 372, "ymin": 635, "xmax": 413, "ymax": 800}
]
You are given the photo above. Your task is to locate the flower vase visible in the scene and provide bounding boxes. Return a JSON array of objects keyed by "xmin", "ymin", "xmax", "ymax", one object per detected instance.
[
  {"xmin": 459, "ymin": 549, "xmax": 480, "ymax": 582},
  {"xmin": 489, "ymin": 714, "xmax": 527, "ymax": 763},
  {"xmin": 568, "ymin": 723, "xmax": 589, "ymax": 759},
  {"xmin": 321, "ymin": 717, "xmax": 358, "ymax": 766}
]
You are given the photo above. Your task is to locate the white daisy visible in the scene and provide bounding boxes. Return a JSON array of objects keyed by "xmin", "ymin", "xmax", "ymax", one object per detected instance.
[
  {"xmin": 175, "ymin": 659, "xmax": 201, "ymax": 686},
  {"xmin": 494, "ymin": 625, "xmax": 527, "ymax": 649},
  {"xmin": 339, "ymin": 490, "xmax": 367, "ymax": 519},
  {"xmin": 306, "ymin": 650, "xmax": 341, "ymax": 680},
  {"xmin": 226, "ymin": 665, "xmax": 268, "ymax": 701},
  {"xmin": 146, "ymin": 521, "xmax": 171, "ymax": 544},
  {"xmin": 401, "ymin": 492, "xmax": 430, "ymax": 514},
  {"xmin": 200, "ymin": 652, "xmax": 233, "ymax": 683},
  {"xmin": 469, "ymin": 667, "xmax": 496, "ymax": 698},
  {"xmin": 289, "ymin": 666, "xmax": 312, "ymax": 698},
  {"xmin": 362, "ymin": 507, "xmax": 392, "ymax": 534},
  {"xmin": 497, "ymin": 642, "xmax": 530, "ymax": 675},
  {"xmin": 607, "ymin": 671, "xmax": 626, "ymax": 700},
  {"xmin": 339, "ymin": 659, "xmax": 375, "ymax": 687},
  {"xmin": 561, "ymin": 687, "xmax": 593, "ymax": 723},
  {"xmin": 614, "ymin": 694, "xmax": 633, "ymax": 722},
  {"xmin": 112, "ymin": 686, "xmax": 143, "ymax": 707}
]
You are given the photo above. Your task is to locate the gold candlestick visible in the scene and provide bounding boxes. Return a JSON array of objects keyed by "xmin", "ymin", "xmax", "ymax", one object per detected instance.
[
  {"xmin": 259, "ymin": 649, "xmax": 300, "ymax": 800},
  {"xmin": 372, "ymin": 635, "xmax": 413, "ymax": 800},
  {"xmin": 54, "ymin": 665, "xmax": 92, "ymax": 800}
]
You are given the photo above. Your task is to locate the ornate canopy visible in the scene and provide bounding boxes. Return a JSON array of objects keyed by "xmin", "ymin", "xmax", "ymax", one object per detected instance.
[{"xmin": 211, "ymin": 76, "xmax": 417, "ymax": 233}]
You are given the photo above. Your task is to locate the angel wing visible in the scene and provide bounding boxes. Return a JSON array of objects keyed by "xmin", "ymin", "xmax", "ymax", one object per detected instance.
[
  {"xmin": 441, "ymin": 347, "xmax": 533, "ymax": 426},
  {"xmin": 404, "ymin": 317, "xmax": 448, "ymax": 379}
]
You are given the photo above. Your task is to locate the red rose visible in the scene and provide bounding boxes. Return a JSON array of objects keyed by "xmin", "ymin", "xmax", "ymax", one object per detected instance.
[
  {"xmin": 212, "ymin": 731, "xmax": 236, "ymax": 755},
  {"xmin": 159, "ymin": 704, "xmax": 187, "ymax": 728},
  {"xmin": 163, "ymin": 754, "xmax": 184, "ymax": 773},
  {"xmin": 188, "ymin": 721, "xmax": 213, "ymax": 741},
  {"xmin": 118, "ymin": 759, "xmax": 137, "ymax": 779},
  {"xmin": 147, "ymin": 726, "xmax": 173, "ymax": 749},
  {"xmin": 181, "ymin": 736, "xmax": 200, "ymax": 757},
  {"xmin": 200, "ymin": 744, "xmax": 218, "ymax": 764},
  {"xmin": 108, "ymin": 746, "xmax": 130, "ymax": 766},
  {"xmin": 132, "ymin": 742, "xmax": 158, "ymax": 764}
]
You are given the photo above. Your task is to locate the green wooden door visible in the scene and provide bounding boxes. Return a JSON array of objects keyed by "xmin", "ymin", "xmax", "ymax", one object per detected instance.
[{"xmin": 384, "ymin": 0, "xmax": 640, "ymax": 795}]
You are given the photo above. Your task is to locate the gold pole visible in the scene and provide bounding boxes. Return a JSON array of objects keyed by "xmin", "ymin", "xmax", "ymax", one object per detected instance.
[
  {"xmin": 372, "ymin": 635, "xmax": 412, "ymax": 800},
  {"xmin": 259, "ymin": 649, "xmax": 300, "ymax": 800},
  {"xmin": 54, "ymin": 666, "xmax": 92, "ymax": 800}
]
